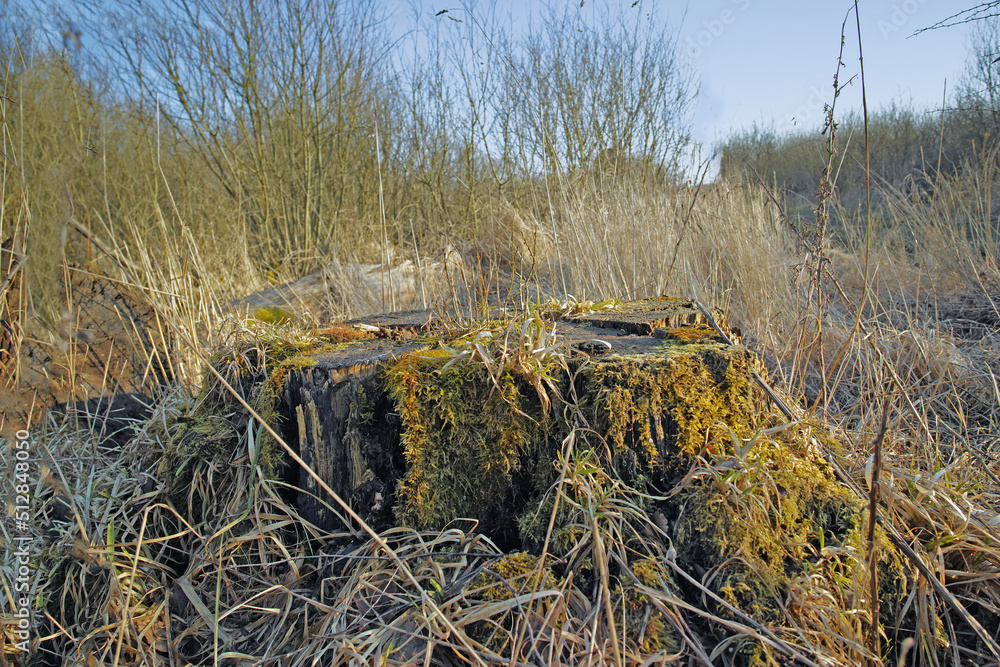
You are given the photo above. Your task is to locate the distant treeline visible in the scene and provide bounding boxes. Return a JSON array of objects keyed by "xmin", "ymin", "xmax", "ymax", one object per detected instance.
[
  {"xmin": 718, "ymin": 105, "xmax": 995, "ymax": 217},
  {"xmin": 717, "ymin": 19, "xmax": 1000, "ymax": 222}
]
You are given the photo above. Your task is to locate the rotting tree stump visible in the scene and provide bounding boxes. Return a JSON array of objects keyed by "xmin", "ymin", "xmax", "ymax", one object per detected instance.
[
  {"xmin": 166, "ymin": 296, "xmax": 910, "ymax": 648},
  {"xmin": 267, "ymin": 298, "xmax": 759, "ymax": 537}
]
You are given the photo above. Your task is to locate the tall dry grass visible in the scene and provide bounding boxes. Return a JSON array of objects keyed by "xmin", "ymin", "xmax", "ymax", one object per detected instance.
[{"xmin": 2, "ymin": 1, "xmax": 1000, "ymax": 665}]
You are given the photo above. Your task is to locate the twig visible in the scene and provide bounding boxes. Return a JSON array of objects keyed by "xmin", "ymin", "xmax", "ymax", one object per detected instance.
[{"xmin": 913, "ymin": 2, "xmax": 1000, "ymax": 33}]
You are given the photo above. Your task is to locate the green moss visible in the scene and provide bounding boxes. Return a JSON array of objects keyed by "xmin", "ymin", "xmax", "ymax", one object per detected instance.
[
  {"xmin": 581, "ymin": 345, "xmax": 763, "ymax": 485},
  {"xmin": 875, "ymin": 532, "xmax": 911, "ymax": 640},
  {"xmin": 254, "ymin": 305, "xmax": 296, "ymax": 325},
  {"xmin": 469, "ymin": 552, "xmax": 558, "ymax": 601},
  {"xmin": 516, "ymin": 482, "xmax": 589, "ymax": 557},
  {"xmin": 670, "ymin": 427, "xmax": 908, "ymax": 636},
  {"xmin": 516, "ymin": 446, "xmax": 633, "ymax": 567},
  {"xmin": 617, "ymin": 559, "xmax": 680, "ymax": 654},
  {"xmin": 386, "ymin": 351, "xmax": 550, "ymax": 531},
  {"xmin": 154, "ymin": 399, "xmax": 242, "ymax": 519},
  {"xmin": 656, "ymin": 324, "xmax": 721, "ymax": 344},
  {"xmin": 466, "ymin": 552, "xmax": 563, "ymax": 654}
]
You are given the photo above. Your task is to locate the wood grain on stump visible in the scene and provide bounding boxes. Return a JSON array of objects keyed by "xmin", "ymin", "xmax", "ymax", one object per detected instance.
[{"xmin": 278, "ymin": 339, "xmax": 425, "ymax": 529}]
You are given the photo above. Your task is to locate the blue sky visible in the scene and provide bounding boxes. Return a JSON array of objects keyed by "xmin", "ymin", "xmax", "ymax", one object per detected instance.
[
  {"xmin": 671, "ymin": 0, "xmax": 974, "ymax": 148},
  {"xmin": 389, "ymin": 1, "xmax": 976, "ymax": 154}
]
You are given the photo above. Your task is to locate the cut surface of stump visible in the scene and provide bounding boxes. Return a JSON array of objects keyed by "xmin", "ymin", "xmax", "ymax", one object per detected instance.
[{"xmin": 566, "ymin": 296, "xmax": 727, "ymax": 336}]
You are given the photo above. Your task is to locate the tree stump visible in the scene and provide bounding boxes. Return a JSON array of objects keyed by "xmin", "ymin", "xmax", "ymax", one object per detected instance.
[
  {"xmin": 265, "ymin": 298, "xmax": 760, "ymax": 539},
  {"xmin": 165, "ymin": 296, "xmax": 908, "ymax": 643}
]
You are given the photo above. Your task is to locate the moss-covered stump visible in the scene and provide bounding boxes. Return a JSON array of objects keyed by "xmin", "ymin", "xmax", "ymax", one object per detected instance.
[
  {"xmin": 187, "ymin": 297, "xmax": 908, "ymax": 660},
  {"xmin": 18, "ymin": 298, "xmax": 925, "ymax": 665},
  {"xmin": 381, "ymin": 329, "xmax": 765, "ymax": 547},
  {"xmin": 268, "ymin": 298, "xmax": 758, "ymax": 537}
]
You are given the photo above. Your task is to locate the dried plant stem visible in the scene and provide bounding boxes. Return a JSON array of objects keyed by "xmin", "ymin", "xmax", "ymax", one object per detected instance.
[{"xmin": 865, "ymin": 393, "xmax": 890, "ymax": 663}]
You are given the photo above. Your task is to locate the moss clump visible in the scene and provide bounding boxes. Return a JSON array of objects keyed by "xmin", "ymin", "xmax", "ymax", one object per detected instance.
[
  {"xmin": 673, "ymin": 439, "xmax": 856, "ymax": 622},
  {"xmin": 582, "ymin": 345, "xmax": 764, "ymax": 486},
  {"xmin": 470, "ymin": 552, "xmax": 558, "ymax": 602},
  {"xmin": 516, "ymin": 479, "xmax": 589, "ymax": 557},
  {"xmin": 254, "ymin": 305, "xmax": 296, "ymax": 325},
  {"xmin": 617, "ymin": 559, "xmax": 679, "ymax": 654},
  {"xmin": 466, "ymin": 552, "xmax": 563, "ymax": 654},
  {"xmin": 671, "ymin": 428, "xmax": 907, "ymax": 636},
  {"xmin": 517, "ymin": 447, "xmax": 639, "ymax": 568},
  {"xmin": 386, "ymin": 351, "xmax": 550, "ymax": 533},
  {"xmin": 155, "ymin": 399, "xmax": 241, "ymax": 509},
  {"xmin": 656, "ymin": 324, "xmax": 722, "ymax": 344}
]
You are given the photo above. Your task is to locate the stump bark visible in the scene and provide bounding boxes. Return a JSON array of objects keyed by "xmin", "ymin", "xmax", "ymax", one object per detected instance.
[{"xmin": 278, "ymin": 339, "xmax": 425, "ymax": 529}]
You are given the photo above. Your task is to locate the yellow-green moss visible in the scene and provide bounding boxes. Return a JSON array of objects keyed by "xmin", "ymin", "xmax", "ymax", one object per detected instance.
[
  {"xmin": 469, "ymin": 552, "xmax": 558, "ymax": 601},
  {"xmin": 617, "ymin": 559, "xmax": 679, "ymax": 654},
  {"xmin": 466, "ymin": 552, "xmax": 563, "ymax": 654},
  {"xmin": 516, "ymin": 485, "xmax": 589, "ymax": 557},
  {"xmin": 671, "ymin": 428, "xmax": 908, "ymax": 635},
  {"xmin": 253, "ymin": 305, "xmax": 296, "ymax": 325},
  {"xmin": 582, "ymin": 345, "xmax": 763, "ymax": 484},
  {"xmin": 656, "ymin": 324, "xmax": 721, "ymax": 344},
  {"xmin": 156, "ymin": 403, "xmax": 238, "ymax": 491},
  {"xmin": 386, "ymin": 351, "xmax": 550, "ymax": 530}
]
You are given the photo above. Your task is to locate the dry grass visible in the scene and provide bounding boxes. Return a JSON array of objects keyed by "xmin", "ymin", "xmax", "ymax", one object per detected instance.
[
  {"xmin": 3, "ymin": 2, "xmax": 1000, "ymax": 665},
  {"xmin": 5, "ymin": 153, "xmax": 1000, "ymax": 664},
  {"xmin": 4, "ymin": 160, "xmax": 1000, "ymax": 664}
]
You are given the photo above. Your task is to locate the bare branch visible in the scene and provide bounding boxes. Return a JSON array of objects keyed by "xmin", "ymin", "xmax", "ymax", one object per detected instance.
[{"xmin": 914, "ymin": 1, "xmax": 1000, "ymax": 34}]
